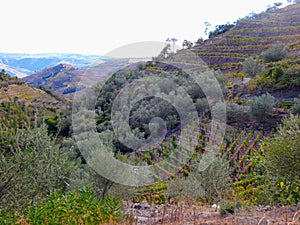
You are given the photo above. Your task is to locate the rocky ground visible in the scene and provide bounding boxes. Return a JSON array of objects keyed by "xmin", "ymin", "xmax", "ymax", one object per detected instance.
[{"xmin": 122, "ymin": 203, "xmax": 300, "ymax": 225}]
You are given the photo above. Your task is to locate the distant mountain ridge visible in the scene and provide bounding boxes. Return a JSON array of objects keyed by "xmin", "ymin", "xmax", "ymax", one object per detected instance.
[
  {"xmin": 23, "ymin": 59, "xmax": 133, "ymax": 97},
  {"xmin": 0, "ymin": 53, "xmax": 110, "ymax": 78}
]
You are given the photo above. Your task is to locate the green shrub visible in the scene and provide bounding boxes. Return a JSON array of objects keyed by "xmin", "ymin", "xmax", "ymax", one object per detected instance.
[
  {"xmin": 211, "ymin": 101, "xmax": 244, "ymax": 122},
  {"xmin": 242, "ymin": 57, "xmax": 263, "ymax": 77},
  {"xmin": 264, "ymin": 114, "xmax": 300, "ymax": 181},
  {"xmin": 0, "ymin": 123, "xmax": 79, "ymax": 213},
  {"xmin": 0, "ymin": 69, "xmax": 11, "ymax": 81},
  {"xmin": 219, "ymin": 200, "xmax": 235, "ymax": 215},
  {"xmin": 196, "ymin": 98, "xmax": 209, "ymax": 114},
  {"xmin": 166, "ymin": 157, "xmax": 231, "ymax": 204},
  {"xmin": 0, "ymin": 187, "xmax": 122, "ymax": 224},
  {"xmin": 248, "ymin": 93, "xmax": 275, "ymax": 120},
  {"xmin": 252, "ymin": 57, "xmax": 300, "ymax": 90},
  {"xmin": 227, "ymin": 101, "xmax": 244, "ymax": 115},
  {"xmin": 262, "ymin": 66, "xmax": 284, "ymax": 80},
  {"xmin": 211, "ymin": 101, "xmax": 227, "ymax": 119},
  {"xmin": 291, "ymin": 95, "xmax": 300, "ymax": 114},
  {"xmin": 261, "ymin": 44, "xmax": 288, "ymax": 63},
  {"xmin": 233, "ymin": 116, "xmax": 300, "ymax": 206},
  {"xmin": 44, "ymin": 114, "xmax": 61, "ymax": 135},
  {"xmin": 208, "ymin": 23, "xmax": 235, "ymax": 39},
  {"xmin": 262, "ymin": 114, "xmax": 300, "ymax": 205}
]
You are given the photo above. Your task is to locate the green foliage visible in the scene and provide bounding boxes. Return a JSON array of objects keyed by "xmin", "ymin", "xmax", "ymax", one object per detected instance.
[
  {"xmin": 252, "ymin": 57, "xmax": 300, "ymax": 90},
  {"xmin": 44, "ymin": 114, "xmax": 61, "ymax": 135},
  {"xmin": 212, "ymin": 101, "xmax": 244, "ymax": 122},
  {"xmin": 62, "ymin": 86, "xmax": 85, "ymax": 95},
  {"xmin": 291, "ymin": 95, "xmax": 300, "ymax": 114},
  {"xmin": 233, "ymin": 115, "xmax": 300, "ymax": 206},
  {"xmin": 0, "ymin": 69, "xmax": 24, "ymax": 85},
  {"xmin": 242, "ymin": 57, "xmax": 263, "ymax": 77},
  {"xmin": 229, "ymin": 72, "xmax": 245, "ymax": 79},
  {"xmin": 211, "ymin": 101, "xmax": 227, "ymax": 119},
  {"xmin": 194, "ymin": 37, "xmax": 204, "ymax": 47},
  {"xmin": 182, "ymin": 40, "xmax": 193, "ymax": 49},
  {"xmin": 0, "ymin": 187, "xmax": 121, "ymax": 224},
  {"xmin": 262, "ymin": 66, "xmax": 284, "ymax": 80},
  {"xmin": 0, "ymin": 101, "xmax": 37, "ymax": 154},
  {"xmin": 264, "ymin": 114, "xmax": 300, "ymax": 181},
  {"xmin": 219, "ymin": 199, "xmax": 236, "ymax": 215},
  {"xmin": 208, "ymin": 23, "xmax": 235, "ymax": 39},
  {"xmin": 132, "ymin": 182, "xmax": 167, "ymax": 205},
  {"xmin": 94, "ymin": 62, "xmax": 212, "ymax": 153},
  {"xmin": 234, "ymin": 162, "xmax": 300, "ymax": 206},
  {"xmin": 153, "ymin": 44, "xmax": 174, "ymax": 60},
  {"xmin": 166, "ymin": 158, "xmax": 231, "ymax": 204},
  {"xmin": 195, "ymin": 98, "xmax": 209, "ymax": 114},
  {"xmin": 0, "ymin": 123, "xmax": 79, "ymax": 213},
  {"xmin": 39, "ymin": 86, "xmax": 67, "ymax": 103},
  {"xmin": 261, "ymin": 44, "xmax": 288, "ymax": 63},
  {"xmin": 0, "ymin": 69, "xmax": 10, "ymax": 81},
  {"xmin": 248, "ymin": 93, "xmax": 275, "ymax": 120},
  {"xmin": 231, "ymin": 135, "xmax": 270, "ymax": 205}
]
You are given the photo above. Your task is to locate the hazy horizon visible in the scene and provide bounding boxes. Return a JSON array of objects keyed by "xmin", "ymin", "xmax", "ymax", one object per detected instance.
[{"xmin": 1, "ymin": 0, "xmax": 291, "ymax": 55}]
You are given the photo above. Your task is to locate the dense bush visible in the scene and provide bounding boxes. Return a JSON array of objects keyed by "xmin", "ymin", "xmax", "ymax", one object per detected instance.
[
  {"xmin": 252, "ymin": 57, "xmax": 300, "ymax": 90},
  {"xmin": 94, "ymin": 62, "xmax": 226, "ymax": 153},
  {"xmin": 248, "ymin": 93, "xmax": 275, "ymax": 120},
  {"xmin": 0, "ymin": 69, "xmax": 11, "ymax": 81},
  {"xmin": 0, "ymin": 187, "xmax": 122, "ymax": 224},
  {"xmin": 264, "ymin": 114, "xmax": 300, "ymax": 181},
  {"xmin": 0, "ymin": 69, "xmax": 24, "ymax": 85},
  {"xmin": 208, "ymin": 23, "xmax": 235, "ymax": 39},
  {"xmin": 167, "ymin": 157, "xmax": 231, "ymax": 204},
  {"xmin": 234, "ymin": 115, "xmax": 300, "ymax": 205},
  {"xmin": 211, "ymin": 101, "xmax": 244, "ymax": 122},
  {"xmin": 195, "ymin": 98, "xmax": 209, "ymax": 114},
  {"xmin": 261, "ymin": 44, "xmax": 288, "ymax": 63},
  {"xmin": 242, "ymin": 57, "xmax": 263, "ymax": 77},
  {"xmin": 0, "ymin": 123, "xmax": 80, "ymax": 213}
]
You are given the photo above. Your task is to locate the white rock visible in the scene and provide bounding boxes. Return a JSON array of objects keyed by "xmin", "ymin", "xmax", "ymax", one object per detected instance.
[{"xmin": 211, "ymin": 204, "xmax": 220, "ymax": 209}]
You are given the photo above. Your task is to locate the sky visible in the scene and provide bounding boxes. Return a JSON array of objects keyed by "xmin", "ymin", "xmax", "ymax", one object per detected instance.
[{"xmin": 0, "ymin": 0, "xmax": 290, "ymax": 56}]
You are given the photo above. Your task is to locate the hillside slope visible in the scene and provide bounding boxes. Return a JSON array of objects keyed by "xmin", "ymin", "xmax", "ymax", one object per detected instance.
[
  {"xmin": 0, "ymin": 53, "xmax": 108, "ymax": 78},
  {"xmin": 0, "ymin": 70, "xmax": 69, "ymax": 111},
  {"xmin": 0, "ymin": 83, "xmax": 68, "ymax": 107},
  {"xmin": 190, "ymin": 3, "xmax": 300, "ymax": 73},
  {"xmin": 23, "ymin": 59, "xmax": 144, "ymax": 97}
]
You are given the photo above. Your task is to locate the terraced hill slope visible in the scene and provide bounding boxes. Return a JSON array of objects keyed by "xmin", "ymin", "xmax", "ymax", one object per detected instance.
[
  {"xmin": 0, "ymin": 83, "xmax": 68, "ymax": 107},
  {"xmin": 190, "ymin": 3, "xmax": 300, "ymax": 73},
  {"xmin": 0, "ymin": 69, "xmax": 71, "ymax": 138},
  {"xmin": 0, "ymin": 70, "xmax": 70, "ymax": 113}
]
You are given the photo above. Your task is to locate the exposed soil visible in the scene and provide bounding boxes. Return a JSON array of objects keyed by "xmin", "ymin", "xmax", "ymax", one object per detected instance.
[{"xmin": 122, "ymin": 203, "xmax": 300, "ymax": 225}]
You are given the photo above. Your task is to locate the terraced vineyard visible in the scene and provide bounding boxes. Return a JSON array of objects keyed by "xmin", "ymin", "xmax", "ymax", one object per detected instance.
[
  {"xmin": 190, "ymin": 3, "xmax": 300, "ymax": 73},
  {"xmin": 0, "ymin": 82, "xmax": 69, "ymax": 109}
]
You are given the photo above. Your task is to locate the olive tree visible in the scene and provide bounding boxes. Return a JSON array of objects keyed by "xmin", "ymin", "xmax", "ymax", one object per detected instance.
[
  {"xmin": 264, "ymin": 114, "xmax": 300, "ymax": 180},
  {"xmin": 248, "ymin": 93, "xmax": 275, "ymax": 120},
  {"xmin": 261, "ymin": 44, "xmax": 288, "ymax": 63},
  {"xmin": 242, "ymin": 57, "xmax": 263, "ymax": 77},
  {"xmin": 0, "ymin": 123, "xmax": 80, "ymax": 213}
]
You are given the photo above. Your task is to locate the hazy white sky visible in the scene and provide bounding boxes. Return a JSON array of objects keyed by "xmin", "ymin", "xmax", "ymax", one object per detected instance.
[{"xmin": 0, "ymin": 0, "xmax": 289, "ymax": 55}]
